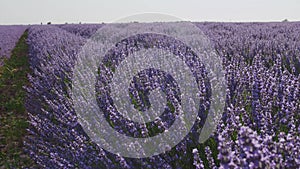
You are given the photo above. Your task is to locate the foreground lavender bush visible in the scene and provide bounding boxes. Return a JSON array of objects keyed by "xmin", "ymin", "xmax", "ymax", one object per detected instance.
[
  {"xmin": 24, "ymin": 23, "xmax": 300, "ymax": 168},
  {"xmin": 0, "ymin": 25, "xmax": 27, "ymax": 65}
]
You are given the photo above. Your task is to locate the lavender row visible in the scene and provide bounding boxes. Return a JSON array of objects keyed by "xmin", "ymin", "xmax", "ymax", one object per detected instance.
[
  {"xmin": 197, "ymin": 22, "xmax": 300, "ymax": 75},
  {"xmin": 198, "ymin": 22, "xmax": 300, "ymax": 168},
  {"xmin": 56, "ymin": 24, "xmax": 104, "ymax": 39},
  {"xmin": 0, "ymin": 25, "xmax": 28, "ymax": 65},
  {"xmin": 25, "ymin": 25, "xmax": 194, "ymax": 168}
]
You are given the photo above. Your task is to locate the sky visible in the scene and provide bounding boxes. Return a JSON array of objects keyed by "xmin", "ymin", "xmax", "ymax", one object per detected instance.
[{"xmin": 0, "ymin": 0, "xmax": 299, "ymax": 25}]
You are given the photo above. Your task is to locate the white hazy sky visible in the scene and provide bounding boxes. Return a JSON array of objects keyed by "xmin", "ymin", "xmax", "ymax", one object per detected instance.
[{"xmin": 0, "ymin": 0, "xmax": 299, "ymax": 25}]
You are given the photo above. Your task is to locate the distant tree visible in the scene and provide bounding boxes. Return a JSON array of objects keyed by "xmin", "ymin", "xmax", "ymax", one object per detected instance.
[
  {"xmin": 282, "ymin": 19, "xmax": 289, "ymax": 22},
  {"xmin": 47, "ymin": 22, "xmax": 51, "ymax": 25}
]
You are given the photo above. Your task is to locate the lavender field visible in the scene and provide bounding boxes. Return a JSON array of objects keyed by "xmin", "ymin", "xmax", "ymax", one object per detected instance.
[{"xmin": 0, "ymin": 22, "xmax": 299, "ymax": 169}]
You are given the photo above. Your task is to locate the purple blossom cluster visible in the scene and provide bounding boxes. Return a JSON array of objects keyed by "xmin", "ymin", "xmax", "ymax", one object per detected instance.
[
  {"xmin": 0, "ymin": 25, "xmax": 27, "ymax": 65},
  {"xmin": 22, "ymin": 22, "xmax": 300, "ymax": 168}
]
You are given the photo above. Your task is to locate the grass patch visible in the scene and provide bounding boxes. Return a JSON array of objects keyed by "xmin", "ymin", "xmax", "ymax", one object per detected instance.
[
  {"xmin": 195, "ymin": 137, "xmax": 219, "ymax": 169},
  {"xmin": 0, "ymin": 30, "xmax": 36, "ymax": 168}
]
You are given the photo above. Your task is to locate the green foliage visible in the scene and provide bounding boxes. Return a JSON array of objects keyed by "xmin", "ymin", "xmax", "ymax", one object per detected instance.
[{"xmin": 195, "ymin": 137, "xmax": 219, "ymax": 169}]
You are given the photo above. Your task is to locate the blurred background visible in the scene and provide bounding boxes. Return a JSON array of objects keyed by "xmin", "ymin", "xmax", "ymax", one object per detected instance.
[{"xmin": 0, "ymin": 0, "xmax": 299, "ymax": 24}]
